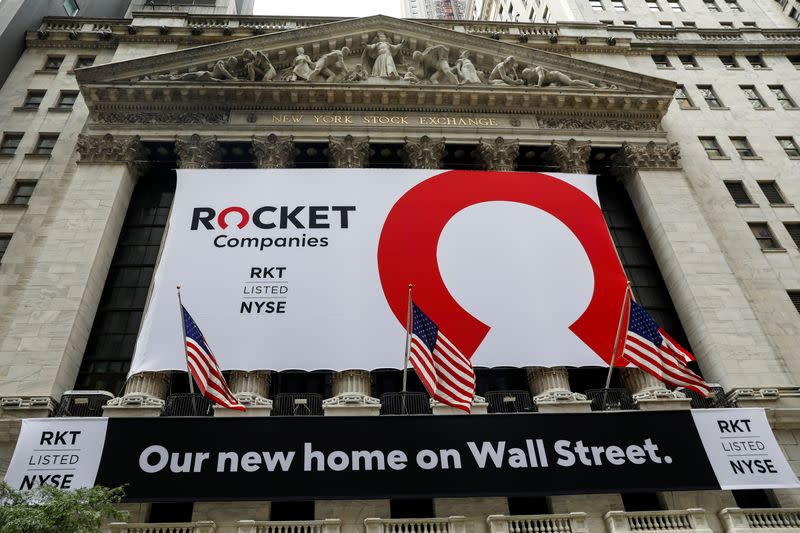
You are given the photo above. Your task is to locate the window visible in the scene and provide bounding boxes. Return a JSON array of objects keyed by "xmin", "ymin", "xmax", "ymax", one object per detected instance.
[
  {"xmin": 790, "ymin": 291, "xmax": 800, "ymax": 314},
  {"xmin": 790, "ymin": 55, "xmax": 800, "ymax": 68},
  {"xmin": 700, "ymin": 136, "xmax": 725, "ymax": 157},
  {"xmin": 622, "ymin": 19, "xmax": 637, "ymax": 25},
  {"xmin": 391, "ymin": 499, "xmax": 434, "ymax": 518},
  {"xmin": 23, "ymin": 90, "xmax": 46, "ymax": 109},
  {"xmin": 611, "ymin": 0, "xmax": 626, "ymax": 10},
  {"xmin": 746, "ymin": 55, "xmax": 767, "ymax": 68},
  {"xmin": 647, "ymin": 0, "xmax": 662, "ymax": 11},
  {"xmin": 740, "ymin": 86, "xmax": 767, "ymax": 109},
  {"xmin": 704, "ymin": 0, "xmax": 720, "ymax": 11},
  {"xmin": 785, "ymin": 223, "xmax": 800, "ymax": 249},
  {"xmin": 56, "ymin": 90, "xmax": 79, "ymax": 108},
  {"xmin": 777, "ymin": 137, "xmax": 800, "ymax": 158},
  {"xmin": 769, "ymin": 86, "xmax": 797, "ymax": 109},
  {"xmin": 33, "ymin": 134, "xmax": 58, "ymax": 155},
  {"xmin": 730, "ymin": 137, "xmax": 757, "ymax": 158},
  {"xmin": 509, "ymin": 497, "xmax": 550, "ymax": 515},
  {"xmin": 725, "ymin": 181, "xmax": 754, "ymax": 205},
  {"xmin": 622, "ymin": 493, "xmax": 663, "ymax": 511},
  {"xmin": 749, "ymin": 222, "xmax": 781, "ymax": 250},
  {"xmin": 543, "ymin": 6, "xmax": 550, "ymax": 19},
  {"xmin": 758, "ymin": 181, "xmax": 787, "ymax": 204},
  {"xmin": 74, "ymin": 56, "xmax": 95, "ymax": 68},
  {"xmin": 682, "ymin": 21, "xmax": 696, "ymax": 26},
  {"xmin": 679, "ymin": 54, "xmax": 698, "ymax": 67},
  {"xmin": 674, "ymin": 85, "xmax": 695, "ymax": 108},
  {"xmin": 590, "ymin": 0, "xmax": 604, "ymax": 10},
  {"xmin": 10, "ymin": 182, "xmax": 35, "ymax": 205},
  {"xmin": 698, "ymin": 85, "xmax": 723, "ymax": 108},
  {"xmin": 63, "ymin": 0, "xmax": 80, "ymax": 16},
  {"xmin": 725, "ymin": 0, "xmax": 744, "ymax": 11},
  {"xmin": 668, "ymin": 0, "xmax": 684, "ymax": 10},
  {"xmin": 659, "ymin": 20, "xmax": 674, "ymax": 26},
  {"xmin": 719, "ymin": 21, "xmax": 734, "ymax": 27},
  {"xmin": 271, "ymin": 501, "xmax": 315, "ymax": 520},
  {"xmin": 0, "ymin": 235, "xmax": 10, "ymax": 262},
  {"xmin": 742, "ymin": 21, "xmax": 757, "ymax": 26},
  {"xmin": 529, "ymin": 7, "xmax": 535, "ymax": 18},
  {"xmin": 719, "ymin": 55, "xmax": 739, "ymax": 68},
  {"xmin": 652, "ymin": 54, "xmax": 671, "ymax": 67},
  {"xmin": 0, "ymin": 133, "xmax": 23, "ymax": 155},
  {"xmin": 43, "ymin": 56, "xmax": 64, "ymax": 71}
]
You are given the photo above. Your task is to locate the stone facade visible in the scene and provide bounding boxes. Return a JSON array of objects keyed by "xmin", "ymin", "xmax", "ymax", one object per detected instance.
[{"xmin": 0, "ymin": 1, "xmax": 799, "ymax": 531}]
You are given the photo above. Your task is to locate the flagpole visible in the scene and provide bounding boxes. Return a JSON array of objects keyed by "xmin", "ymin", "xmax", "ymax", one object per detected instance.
[
  {"xmin": 602, "ymin": 282, "xmax": 632, "ymax": 408},
  {"xmin": 177, "ymin": 285, "xmax": 198, "ymax": 416},
  {"xmin": 401, "ymin": 284, "xmax": 413, "ymax": 414}
]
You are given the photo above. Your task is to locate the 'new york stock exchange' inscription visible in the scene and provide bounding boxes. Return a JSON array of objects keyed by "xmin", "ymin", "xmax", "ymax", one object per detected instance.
[{"xmin": 271, "ymin": 114, "xmax": 501, "ymax": 127}]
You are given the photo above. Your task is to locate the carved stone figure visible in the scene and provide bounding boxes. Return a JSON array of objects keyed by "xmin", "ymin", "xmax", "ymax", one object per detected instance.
[
  {"xmin": 403, "ymin": 66, "xmax": 421, "ymax": 84},
  {"xmin": 522, "ymin": 66, "xmax": 596, "ymax": 88},
  {"xmin": 455, "ymin": 50, "xmax": 482, "ymax": 84},
  {"xmin": 346, "ymin": 64, "xmax": 368, "ymax": 82},
  {"xmin": 291, "ymin": 46, "xmax": 313, "ymax": 81},
  {"xmin": 308, "ymin": 47, "xmax": 351, "ymax": 83},
  {"xmin": 412, "ymin": 44, "xmax": 458, "ymax": 84},
  {"xmin": 489, "ymin": 56, "xmax": 523, "ymax": 86},
  {"xmin": 361, "ymin": 32, "xmax": 405, "ymax": 80},
  {"xmin": 241, "ymin": 48, "xmax": 276, "ymax": 82},
  {"xmin": 148, "ymin": 57, "xmax": 236, "ymax": 82}
]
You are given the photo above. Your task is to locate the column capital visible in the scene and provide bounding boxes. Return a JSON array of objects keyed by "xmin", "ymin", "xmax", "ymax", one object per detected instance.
[
  {"xmin": 612, "ymin": 141, "xmax": 681, "ymax": 176},
  {"xmin": 544, "ymin": 138, "xmax": 592, "ymax": 173},
  {"xmin": 478, "ymin": 137, "xmax": 518, "ymax": 171},
  {"xmin": 404, "ymin": 135, "xmax": 446, "ymax": 169},
  {"xmin": 251, "ymin": 134, "xmax": 295, "ymax": 168},
  {"xmin": 328, "ymin": 135, "xmax": 370, "ymax": 168},
  {"xmin": 175, "ymin": 134, "xmax": 221, "ymax": 169},
  {"xmin": 76, "ymin": 134, "xmax": 146, "ymax": 168}
]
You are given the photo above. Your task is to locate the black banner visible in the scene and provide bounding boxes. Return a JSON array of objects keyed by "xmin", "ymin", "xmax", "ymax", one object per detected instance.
[{"xmin": 96, "ymin": 411, "xmax": 721, "ymax": 502}]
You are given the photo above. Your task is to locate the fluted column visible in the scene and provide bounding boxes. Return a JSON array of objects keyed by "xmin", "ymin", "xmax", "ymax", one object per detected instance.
[
  {"xmin": 105, "ymin": 371, "xmax": 170, "ymax": 417},
  {"xmin": 404, "ymin": 136, "xmax": 445, "ymax": 169},
  {"xmin": 619, "ymin": 368, "xmax": 690, "ymax": 410},
  {"xmin": 252, "ymin": 134, "xmax": 295, "ymax": 168},
  {"xmin": 213, "ymin": 371, "xmax": 273, "ymax": 417},
  {"xmin": 322, "ymin": 135, "xmax": 379, "ymax": 415},
  {"xmin": 526, "ymin": 367, "xmax": 590, "ymax": 413},
  {"xmin": 543, "ymin": 138, "xmax": 592, "ymax": 174},
  {"xmin": 328, "ymin": 135, "xmax": 370, "ymax": 168},
  {"xmin": 478, "ymin": 137, "xmax": 518, "ymax": 171}
]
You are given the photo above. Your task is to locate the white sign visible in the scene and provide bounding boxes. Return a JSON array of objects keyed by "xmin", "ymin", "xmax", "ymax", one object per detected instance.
[
  {"xmin": 129, "ymin": 169, "xmax": 630, "ymax": 373},
  {"xmin": 691, "ymin": 408, "xmax": 799, "ymax": 489},
  {"xmin": 4, "ymin": 418, "xmax": 108, "ymax": 491}
]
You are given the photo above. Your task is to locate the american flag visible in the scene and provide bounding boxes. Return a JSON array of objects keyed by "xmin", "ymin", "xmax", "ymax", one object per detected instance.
[
  {"xmin": 181, "ymin": 305, "xmax": 245, "ymax": 411},
  {"xmin": 622, "ymin": 298, "xmax": 711, "ymax": 397},
  {"xmin": 409, "ymin": 302, "xmax": 475, "ymax": 412}
]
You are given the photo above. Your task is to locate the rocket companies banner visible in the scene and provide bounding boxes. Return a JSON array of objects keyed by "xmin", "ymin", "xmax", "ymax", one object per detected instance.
[
  {"xmin": 4, "ymin": 409, "xmax": 797, "ymax": 500},
  {"xmin": 129, "ymin": 169, "xmax": 629, "ymax": 373}
]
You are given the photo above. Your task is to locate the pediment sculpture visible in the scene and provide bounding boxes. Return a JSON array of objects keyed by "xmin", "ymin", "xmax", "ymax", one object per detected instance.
[{"xmin": 143, "ymin": 33, "xmax": 607, "ymax": 90}]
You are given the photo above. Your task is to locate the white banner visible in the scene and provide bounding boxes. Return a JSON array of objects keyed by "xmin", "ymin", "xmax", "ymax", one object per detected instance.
[
  {"xmin": 129, "ymin": 169, "xmax": 630, "ymax": 373},
  {"xmin": 691, "ymin": 408, "xmax": 799, "ymax": 489},
  {"xmin": 4, "ymin": 418, "xmax": 108, "ymax": 491}
]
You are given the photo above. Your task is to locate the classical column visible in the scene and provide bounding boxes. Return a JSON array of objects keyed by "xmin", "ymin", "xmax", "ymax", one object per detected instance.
[
  {"xmin": 611, "ymin": 141, "xmax": 796, "ymax": 394},
  {"xmin": 215, "ymin": 371, "xmax": 272, "ymax": 417},
  {"xmin": 403, "ymin": 136, "xmax": 445, "ymax": 169},
  {"xmin": 478, "ymin": 137, "xmax": 518, "ymax": 171},
  {"xmin": 526, "ymin": 367, "xmax": 591, "ymax": 413},
  {"xmin": 543, "ymin": 138, "xmax": 591, "ymax": 174},
  {"xmin": 618, "ymin": 368, "xmax": 690, "ymax": 410},
  {"xmin": 174, "ymin": 134, "xmax": 221, "ymax": 169},
  {"xmin": 251, "ymin": 134, "xmax": 295, "ymax": 168},
  {"xmin": 328, "ymin": 135, "xmax": 369, "ymax": 168},
  {"xmin": 322, "ymin": 135, "xmax": 379, "ymax": 415}
]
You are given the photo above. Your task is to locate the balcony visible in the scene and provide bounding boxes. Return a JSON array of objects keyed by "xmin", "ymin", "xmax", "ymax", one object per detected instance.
[
  {"xmin": 604, "ymin": 509, "xmax": 711, "ymax": 533},
  {"xmin": 364, "ymin": 516, "xmax": 467, "ymax": 533},
  {"xmin": 585, "ymin": 388, "xmax": 637, "ymax": 411},
  {"xmin": 54, "ymin": 390, "xmax": 114, "ymax": 417},
  {"xmin": 108, "ymin": 521, "xmax": 216, "ymax": 532},
  {"xmin": 273, "ymin": 393, "xmax": 324, "ymax": 416},
  {"xmin": 380, "ymin": 392, "xmax": 432, "ymax": 415},
  {"xmin": 485, "ymin": 390, "xmax": 537, "ymax": 413},
  {"xmin": 719, "ymin": 507, "xmax": 800, "ymax": 532},
  {"xmin": 162, "ymin": 393, "xmax": 214, "ymax": 417},
  {"xmin": 487, "ymin": 513, "xmax": 588, "ymax": 533}
]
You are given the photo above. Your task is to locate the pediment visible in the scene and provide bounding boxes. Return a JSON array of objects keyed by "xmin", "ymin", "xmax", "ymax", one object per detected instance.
[{"xmin": 75, "ymin": 15, "xmax": 675, "ymax": 124}]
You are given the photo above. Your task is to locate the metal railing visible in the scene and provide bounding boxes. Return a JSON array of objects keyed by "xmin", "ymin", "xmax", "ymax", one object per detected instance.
[
  {"xmin": 585, "ymin": 388, "xmax": 637, "ymax": 411},
  {"xmin": 54, "ymin": 390, "xmax": 114, "ymax": 417},
  {"xmin": 683, "ymin": 387, "xmax": 736, "ymax": 409},
  {"xmin": 485, "ymin": 390, "xmax": 537, "ymax": 413},
  {"xmin": 273, "ymin": 393, "xmax": 323, "ymax": 416},
  {"xmin": 380, "ymin": 392, "xmax": 432, "ymax": 415},
  {"xmin": 163, "ymin": 393, "xmax": 214, "ymax": 417}
]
